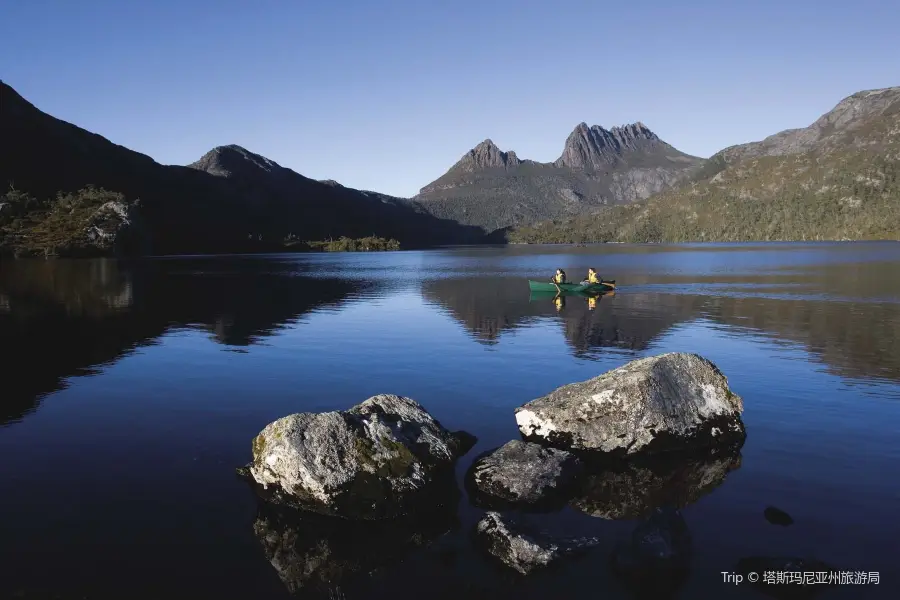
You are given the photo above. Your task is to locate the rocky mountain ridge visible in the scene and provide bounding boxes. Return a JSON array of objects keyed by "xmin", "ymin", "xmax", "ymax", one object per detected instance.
[
  {"xmin": 413, "ymin": 121, "xmax": 705, "ymax": 233},
  {"xmin": 699, "ymin": 86, "xmax": 900, "ymax": 177},
  {"xmin": 555, "ymin": 122, "xmax": 661, "ymax": 170}
]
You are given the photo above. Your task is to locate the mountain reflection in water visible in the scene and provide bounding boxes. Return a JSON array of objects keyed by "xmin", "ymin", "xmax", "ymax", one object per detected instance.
[{"xmin": 1, "ymin": 244, "xmax": 898, "ymax": 600}]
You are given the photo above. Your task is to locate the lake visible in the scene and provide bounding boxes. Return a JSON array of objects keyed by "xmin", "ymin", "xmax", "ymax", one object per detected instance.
[{"xmin": 1, "ymin": 243, "xmax": 898, "ymax": 599}]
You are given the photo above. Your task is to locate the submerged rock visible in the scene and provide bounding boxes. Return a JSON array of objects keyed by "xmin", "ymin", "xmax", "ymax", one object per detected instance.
[
  {"xmin": 571, "ymin": 450, "xmax": 742, "ymax": 519},
  {"xmin": 611, "ymin": 507, "xmax": 692, "ymax": 596},
  {"xmin": 763, "ymin": 506, "xmax": 795, "ymax": 527},
  {"xmin": 245, "ymin": 394, "xmax": 475, "ymax": 520},
  {"xmin": 474, "ymin": 512, "xmax": 600, "ymax": 575},
  {"xmin": 465, "ymin": 440, "xmax": 583, "ymax": 510},
  {"xmin": 515, "ymin": 353, "xmax": 745, "ymax": 458}
]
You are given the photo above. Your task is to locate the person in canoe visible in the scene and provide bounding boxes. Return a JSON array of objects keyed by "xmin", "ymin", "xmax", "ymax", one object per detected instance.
[
  {"xmin": 551, "ymin": 268, "xmax": 567, "ymax": 285},
  {"xmin": 582, "ymin": 268, "xmax": 601, "ymax": 285}
]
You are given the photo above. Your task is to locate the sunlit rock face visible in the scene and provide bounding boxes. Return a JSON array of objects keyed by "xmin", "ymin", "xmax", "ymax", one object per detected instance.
[
  {"xmin": 515, "ymin": 352, "xmax": 745, "ymax": 458},
  {"xmin": 246, "ymin": 394, "xmax": 475, "ymax": 520}
]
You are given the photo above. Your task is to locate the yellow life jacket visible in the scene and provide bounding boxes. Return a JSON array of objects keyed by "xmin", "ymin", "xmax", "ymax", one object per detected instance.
[
  {"xmin": 554, "ymin": 272, "xmax": 566, "ymax": 284},
  {"xmin": 587, "ymin": 271, "xmax": 599, "ymax": 284}
]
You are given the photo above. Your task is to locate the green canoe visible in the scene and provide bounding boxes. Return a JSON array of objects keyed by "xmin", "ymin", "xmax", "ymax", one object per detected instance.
[{"xmin": 527, "ymin": 279, "xmax": 616, "ymax": 294}]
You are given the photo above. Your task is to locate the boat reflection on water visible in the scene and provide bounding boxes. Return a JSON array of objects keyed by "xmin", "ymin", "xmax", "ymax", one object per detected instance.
[{"xmin": 529, "ymin": 289, "xmax": 615, "ymax": 313}]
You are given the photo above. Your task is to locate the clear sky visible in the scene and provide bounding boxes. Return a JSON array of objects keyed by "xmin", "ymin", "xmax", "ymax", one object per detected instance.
[{"xmin": 2, "ymin": 0, "xmax": 897, "ymax": 197}]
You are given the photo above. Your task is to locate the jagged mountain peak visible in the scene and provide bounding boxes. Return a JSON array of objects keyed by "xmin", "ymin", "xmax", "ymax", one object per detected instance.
[
  {"xmin": 555, "ymin": 121, "xmax": 660, "ymax": 170},
  {"xmin": 450, "ymin": 138, "xmax": 521, "ymax": 173}
]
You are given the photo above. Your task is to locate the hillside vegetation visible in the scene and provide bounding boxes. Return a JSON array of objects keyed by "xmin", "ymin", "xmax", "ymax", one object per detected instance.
[
  {"xmin": 0, "ymin": 186, "xmax": 146, "ymax": 257},
  {"xmin": 508, "ymin": 109, "xmax": 900, "ymax": 243}
]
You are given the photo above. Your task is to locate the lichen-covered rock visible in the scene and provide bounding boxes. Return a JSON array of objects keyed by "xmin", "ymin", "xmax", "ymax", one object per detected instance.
[
  {"xmin": 246, "ymin": 394, "xmax": 475, "ymax": 520},
  {"xmin": 465, "ymin": 440, "xmax": 583, "ymax": 510},
  {"xmin": 515, "ymin": 353, "xmax": 745, "ymax": 457},
  {"xmin": 571, "ymin": 450, "xmax": 742, "ymax": 519},
  {"xmin": 474, "ymin": 512, "xmax": 600, "ymax": 575},
  {"xmin": 611, "ymin": 507, "xmax": 692, "ymax": 596}
]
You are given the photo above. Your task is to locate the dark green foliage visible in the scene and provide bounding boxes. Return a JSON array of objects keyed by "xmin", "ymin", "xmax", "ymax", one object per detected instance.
[
  {"xmin": 287, "ymin": 235, "xmax": 401, "ymax": 252},
  {"xmin": 1, "ymin": 185, "xmax": 143, "ymax": 257}
]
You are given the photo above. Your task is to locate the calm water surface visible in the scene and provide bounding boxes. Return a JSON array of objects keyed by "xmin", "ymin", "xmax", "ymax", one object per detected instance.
[{"xmin": 1, "ymin": 243, "xmax": 899, "ymax": 599}]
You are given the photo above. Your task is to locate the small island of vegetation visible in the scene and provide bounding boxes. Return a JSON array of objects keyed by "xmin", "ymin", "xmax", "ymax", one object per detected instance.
[{"xmin": 284, "ymin": 235, "xmax": 401, "ymax": 252}]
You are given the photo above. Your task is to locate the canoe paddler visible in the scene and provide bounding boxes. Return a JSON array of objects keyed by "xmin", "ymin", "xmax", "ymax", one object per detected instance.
[
  {"xmin": 582, "ymin": 268, "xmax": 600, "ymax": 285},
  {"xmin": 550, "ymin": 268, "xmax": 567, "ymax": 293}
]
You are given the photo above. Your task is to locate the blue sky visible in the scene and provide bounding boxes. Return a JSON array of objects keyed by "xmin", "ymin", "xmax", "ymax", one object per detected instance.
[{"xmin": 2, "ymin": 0, "xmax": 897, "ymax": 197}]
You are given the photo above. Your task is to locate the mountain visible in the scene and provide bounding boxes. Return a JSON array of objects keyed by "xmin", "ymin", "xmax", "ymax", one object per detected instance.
[
  {"xmin": 715, "ymin": 87, "xmax": 900, "ymax": 165},
  {"xmin": 508, "ymin": 86, "xmax": 900, "ymax": 243},
  {"xmin": 413, "ymin": 122, "xmax": 706, "ymax": 233},
  {"xmin": 0, "ymin": 81, "xmax": 482, "ymax": 256}
]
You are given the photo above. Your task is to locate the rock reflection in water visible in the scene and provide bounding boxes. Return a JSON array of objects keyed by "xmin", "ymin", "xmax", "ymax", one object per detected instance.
[
  {"xmin": 611, "ymin": 506, "xmax": 693, "ymax": 599},
  {"xmin": 253, "ymin": 501, "xmax": 460, "ymax": 597},
  {"xmin": 570, "ymin": 450, "xmax": 742, "ymax": 520}
]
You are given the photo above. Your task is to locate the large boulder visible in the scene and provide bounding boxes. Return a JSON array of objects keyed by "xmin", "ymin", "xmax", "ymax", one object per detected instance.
[
  {"xmin": 515, "ymin": 353, "xmax": 745, "ymax": 458},
  {"xmin": 245, "ymin": 394, "xmax": 475, "ymax": 520},
  {"xmin": 474, "ymin": 512, "xmax": 600, "ymax": 575},
  {"xmin": 465, "ymin": 440, "xmax": 583, "ymax": 510}
]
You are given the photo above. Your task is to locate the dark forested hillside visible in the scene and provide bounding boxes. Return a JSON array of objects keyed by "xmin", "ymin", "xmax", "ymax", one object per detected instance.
[{"xmin": 0, "ymin": 81, "xmax": 482, "ymax": 257}]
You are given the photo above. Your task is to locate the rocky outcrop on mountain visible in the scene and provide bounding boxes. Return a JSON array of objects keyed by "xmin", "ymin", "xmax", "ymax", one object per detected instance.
[
  {"xmin": 714, "ymin": 86, "xmax": 900, "ymax": 167},
  {"xmin": 0, "ymin": 80, "xmax": 483, "ymax": 256},
  {"xmin": 555, "ymin": 122, "xmax": 660, "ymax": 170},
  {"xmin": 0, "ymin": 185, "xmax": 149, "ymax": 258},
  {"xmin": 413, "ymin": 122, "xmax": 705, "ymax": 233},
  {"xmin": 453, "ymin": 139, "xmax": 522, "ymax": 173}
]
